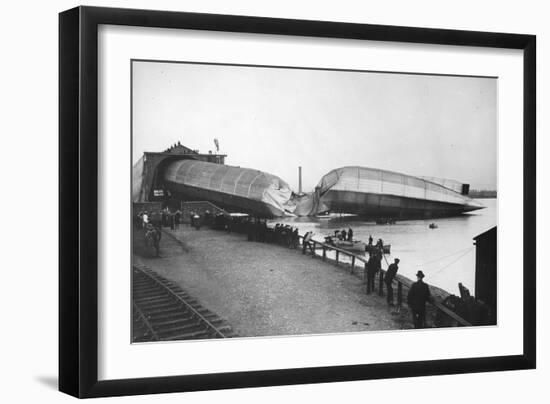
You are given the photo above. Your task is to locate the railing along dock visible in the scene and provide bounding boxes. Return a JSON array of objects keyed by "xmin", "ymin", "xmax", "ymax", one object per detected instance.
[{"xmin": 299, "ymin": 235, "xmax": 472, "ymax": 327}]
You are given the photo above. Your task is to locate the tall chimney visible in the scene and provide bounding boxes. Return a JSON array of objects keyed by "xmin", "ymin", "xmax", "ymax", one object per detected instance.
[{"xmin": 298, "ymin": 166, "xmax": 302, "ymax": 194}]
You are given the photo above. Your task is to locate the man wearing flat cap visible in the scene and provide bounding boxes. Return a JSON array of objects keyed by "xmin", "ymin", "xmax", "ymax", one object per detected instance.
[
  {"xmin": 384, "ymin": 258, "xmax": 400, "ymax": 306},
  {"xmin": 407, "ymin": 270, "xmax": 432, "ymax": 328}
]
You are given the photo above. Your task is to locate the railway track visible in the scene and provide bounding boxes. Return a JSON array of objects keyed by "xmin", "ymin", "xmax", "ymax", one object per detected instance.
[{"xmin": 132, "ymin": 265, "xmax": 236, "ymax": 342}]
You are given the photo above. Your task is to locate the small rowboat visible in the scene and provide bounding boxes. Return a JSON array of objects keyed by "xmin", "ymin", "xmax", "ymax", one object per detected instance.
[
  {"xmin": 365, "ymin": 244, "xmax": 391, "ymax": 255},
  {"xmin": 333, "ymin": 240, "xmax": 366, "ymax": 253},
  {"xmin": 324, "ymin": 236, "xmax": 366, "ymax": 252},
  {"xmin": 324, "ymin": 236, "xmax": 391, "ymax": 255},
  {"xmin": 429, "ymin": 223, "xmax": 438, "ymax": 229}
]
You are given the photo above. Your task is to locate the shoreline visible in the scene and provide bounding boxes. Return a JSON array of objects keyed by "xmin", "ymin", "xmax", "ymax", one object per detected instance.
[
  {"xmin": 132, "ymin": 223, "xmax": 464, "ymax": 338},
  {"xmin": 134, "ymin": 224, "xmax": 416, "ymax": 337}
]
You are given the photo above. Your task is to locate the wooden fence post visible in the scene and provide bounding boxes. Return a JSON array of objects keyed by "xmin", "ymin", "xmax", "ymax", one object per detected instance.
[
  {"xmin": 322, "ymin": 246, "xmax": 326, "ymax": 261},
  {"xmin": 351, "ymin": 256, "xmax": 355, "ymax": 274},
  {"xmin": 397, "ymin": 281, "xmax": 403, "ymax": 308},
  {"xmin": 379, "ymin": 270, "xmax": 384, "ymax": 296},
  {"xmin": 336, "ymin": 250, "xmax": 339, "ymax": 264}
]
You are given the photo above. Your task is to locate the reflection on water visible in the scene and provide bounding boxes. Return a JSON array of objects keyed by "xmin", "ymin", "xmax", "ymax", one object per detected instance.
[{"xmin": 268, "ymin": 199, "xmax": 496, "ymax": 295}]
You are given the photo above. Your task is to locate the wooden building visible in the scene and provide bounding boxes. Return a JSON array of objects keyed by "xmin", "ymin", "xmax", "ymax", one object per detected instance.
[
  {"xmin": 473, "ymin": 226, "xmax": 497, "ymax": 325},
  {"xmin": 133, "ymin": 142, "xmax": 227, "ymax": 203}
]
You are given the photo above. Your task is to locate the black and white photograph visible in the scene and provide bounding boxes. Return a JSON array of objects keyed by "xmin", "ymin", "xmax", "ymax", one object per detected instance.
[
  {"xmin": 131, "ymin": 60, "xmax": 497, "ymax": 342},
  {"xmin": 0, "ymin": 0, "xmax": 544, "ymax": 401}
]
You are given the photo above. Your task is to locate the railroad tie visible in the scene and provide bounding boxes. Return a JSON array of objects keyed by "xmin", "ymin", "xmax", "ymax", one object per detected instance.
[{"xmin": 132, "ymin": 265, "xmax": 236, "ymax": 342}]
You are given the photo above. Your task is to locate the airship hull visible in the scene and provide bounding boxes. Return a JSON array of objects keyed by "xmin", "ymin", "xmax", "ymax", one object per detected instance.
[
  {"xmin": 162, "ymin": 159, "xmax": 293, "ymax": 218},
  {"xmin": 316, "ymin": 166, "xmax": 484, "ymax": 219}
]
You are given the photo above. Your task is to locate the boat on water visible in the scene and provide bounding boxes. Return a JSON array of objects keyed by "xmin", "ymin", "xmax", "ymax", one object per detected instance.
[
  {"xmin": 365, "ymin": 244, "xmax": 391, "ymax": 255},
  {"xmin": 429, "ymin": 223, "xmax": 439, "ymax": 229},
  {"xmin": 324, "ymin": 236, "xmax": 391, "ymax": 254},
  {"xmin": 325, "ymin": 237, "xmax": 366, "ymax": 253}
]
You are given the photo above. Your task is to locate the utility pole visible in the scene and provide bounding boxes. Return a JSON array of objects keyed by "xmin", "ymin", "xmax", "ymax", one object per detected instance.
[{"xmin": 298, "ymin": 166, "xmax": 302, "ymax": 194}]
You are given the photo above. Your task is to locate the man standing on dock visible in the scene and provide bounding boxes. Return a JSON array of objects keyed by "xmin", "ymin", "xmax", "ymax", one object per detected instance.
[
  {"xmin": 142, "ymin": 211, "xmax": 149, "ymax": 228},
  {"xmin": 385, "ymin": 258, "xmax": 400, "ymax": 305},
  {"xmin": 365, "ymin": 253, "xmax": 380, "ymax": 294},
  {"xmin": 303, "ymin": 231, "xmax": 315, "ymax": 256},
  {"xmin": 407, "ymin": 270, "xmax": 432, "ymax": 328}
]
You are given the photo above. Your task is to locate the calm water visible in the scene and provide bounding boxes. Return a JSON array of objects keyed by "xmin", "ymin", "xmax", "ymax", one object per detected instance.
[{"xmin": 268, "ymin": 199, "xmax": 496, "ymax": 295}]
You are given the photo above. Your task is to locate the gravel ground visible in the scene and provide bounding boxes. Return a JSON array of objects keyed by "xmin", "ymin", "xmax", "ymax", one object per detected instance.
[{"xmin": 133, "ymin": 224, "xmax": 413, "ymax": 337}]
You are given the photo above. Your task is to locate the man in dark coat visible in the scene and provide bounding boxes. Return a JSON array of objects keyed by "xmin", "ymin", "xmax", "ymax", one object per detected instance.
[
  {"xmin": 292, "ymin": 228, "xmax": 299, "ymax": 249},
  {"xmin": 385, "ymin": 258, "xmax": 400, "ymax": 305},
  {"xmin": 407, "ymin": 270, "xmax": 432, "ymax": 328},
  {"xmin": 174, "ymin": 210, "xmax": 181, "ymax": 230},
  {"xmin": 340, "ymin": 229, "xmax": 347, "ymax": 241},
  {"xmin": 303, "ymin": 231, "xmax": 315, "ymax": 255},
  {"xmin": 193, "ymin": 213, "xmax": 201, "ymax": 230},
  {"xmin": 365, "ymin": 253, "xmax": 380, "ymax": 294}
]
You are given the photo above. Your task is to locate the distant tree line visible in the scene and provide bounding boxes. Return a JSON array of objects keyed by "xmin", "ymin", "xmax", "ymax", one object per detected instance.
[{"xmin": 469, "ymin": 189, "xmax": 497, "ymax": 198}]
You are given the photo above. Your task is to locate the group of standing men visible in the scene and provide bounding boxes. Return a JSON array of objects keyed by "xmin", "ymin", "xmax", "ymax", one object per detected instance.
[
  {"xmin": 365, "ymin": 254, "xmax": 432, "ymax": 328},
  {"xmin": 271, "ymin": 223, "xmax": 300, "ymax": 248},
  {"xmin": 334, "ymin": 228, "xmax": 353, "ymax": 241},
  {"xmin": 135, "ymin": 208, "xmax": 182, "ymax": 230}
]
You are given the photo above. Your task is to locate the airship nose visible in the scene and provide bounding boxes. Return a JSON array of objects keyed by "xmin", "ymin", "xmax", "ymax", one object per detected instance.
[{"xmin": 464, "ymin": 199, "xmax": 485, "ymax": 212}]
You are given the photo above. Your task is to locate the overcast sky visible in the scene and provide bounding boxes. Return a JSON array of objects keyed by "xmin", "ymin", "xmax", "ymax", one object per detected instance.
[{"xmin": 132, "ymin": 61, "xmax": 497, "ymax": 192}]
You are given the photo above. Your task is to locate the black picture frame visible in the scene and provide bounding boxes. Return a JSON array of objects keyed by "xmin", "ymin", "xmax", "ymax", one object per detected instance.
[{"xmin": 59, "ymin": 5, "xmax": 536, "ymax": 398}]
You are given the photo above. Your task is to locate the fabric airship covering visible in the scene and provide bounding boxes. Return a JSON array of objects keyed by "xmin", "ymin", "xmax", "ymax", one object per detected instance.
[
  {"xmin": 418, "ymin": 176, "xmax": 467, "ymax": 195},
  {"xmin": 163, "ymin": 160, "xmax": 294, "ymax": 215},
  {"xmin": 317, "ymin": 166, "xmax": 475, "ymax": 206}
]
